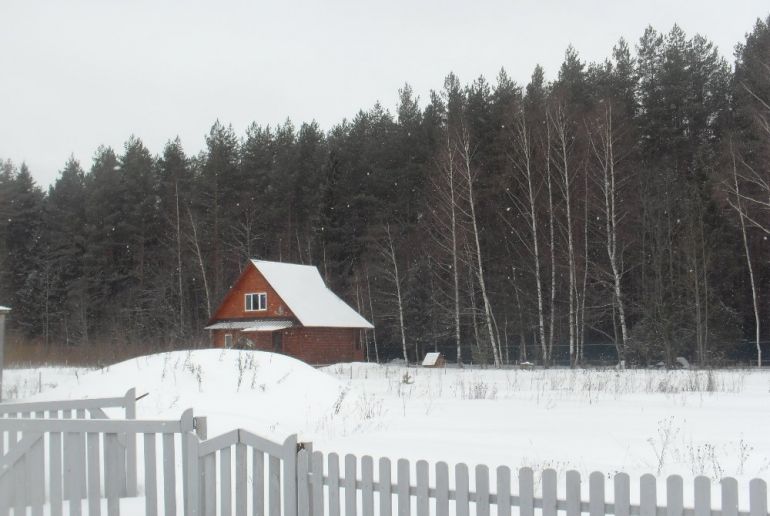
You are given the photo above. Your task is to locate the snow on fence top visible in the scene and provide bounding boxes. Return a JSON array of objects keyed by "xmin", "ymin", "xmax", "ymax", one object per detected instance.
[{"xmin": 251, "ymin": 259, "xmax": 373, "ymax": 329}]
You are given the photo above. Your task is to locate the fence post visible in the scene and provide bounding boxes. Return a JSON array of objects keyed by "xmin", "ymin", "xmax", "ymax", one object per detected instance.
[
  {"xmin": 124, "ymin": 388, "xmax": 137, "ymax": 497},
  {"xmin": 283, "ymin": 434, "xmax": 298, "ymax": 516},
  {"xmin": 180, "ymin": 408, "xmax": 195, "ymax": 515}
]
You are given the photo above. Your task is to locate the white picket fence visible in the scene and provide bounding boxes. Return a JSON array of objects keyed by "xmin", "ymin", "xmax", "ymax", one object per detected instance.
[
  {"xmin": 295, "ymin": 450, "xmax": 769, "ymax": 516},
  {"xmin": 0, "ymin": 390, "xmax": 768, "ymax": 516}
]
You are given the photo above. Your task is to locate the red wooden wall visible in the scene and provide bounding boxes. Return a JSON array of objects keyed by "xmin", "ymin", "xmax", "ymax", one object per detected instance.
[
  {"xmin": 211, "ymin": 327, "xmax": 363, "ymax": 364},
  {"xmin": 210, "ymin": 265, "xmax": 295, "ymax": 321}
]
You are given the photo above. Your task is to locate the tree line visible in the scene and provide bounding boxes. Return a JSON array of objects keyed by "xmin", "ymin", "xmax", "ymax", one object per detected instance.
[{"xmin": 2, "ymin": 17, "xmax": 770, "ymax": 367}]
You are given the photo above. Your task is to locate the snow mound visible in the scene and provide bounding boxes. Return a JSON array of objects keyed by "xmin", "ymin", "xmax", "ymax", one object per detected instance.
[{"xmin": 26, "ymin": 349, "xmax": 348, "ymax": 440}]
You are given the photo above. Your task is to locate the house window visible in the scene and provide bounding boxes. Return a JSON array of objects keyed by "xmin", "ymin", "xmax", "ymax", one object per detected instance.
[
  {"xmin": 224, "ymin": 333, "xmax": 233, "ymax": 348},
  {"xmin": 245, "ymin": 292, "xmax": 267, "ymax": 312}
]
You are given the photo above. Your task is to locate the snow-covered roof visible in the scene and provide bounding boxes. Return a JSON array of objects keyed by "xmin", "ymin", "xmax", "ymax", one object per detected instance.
[
  {"xmin": 251, "ymin": 260, "xmax": 374, "ymax": 329},
  {"xmin": 0, "ymin": 305, "xmax": 10, "ymax": 313},
  {"xmin": 242, "ymin": 320, "xmax": 294, "ymax": 332},
  {"xmin": 205, "ymin": 319, "xmax": 293, "ymax": 331},
  {"xmin": 422, "ymin": 352, "xmax": 443, "ymax": 366}
]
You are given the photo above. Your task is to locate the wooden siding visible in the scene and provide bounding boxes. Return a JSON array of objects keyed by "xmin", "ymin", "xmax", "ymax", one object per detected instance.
[
  {"xmin": 210, "ymin": 266, "xmax": 295, "ymax": 322},
  {"xmin": 212, "ymin": 328, "xmax": 363, "ymax": 364},
  {"xmin": 283, "ymin": 328, "xmax": 363, "ymax": 364}
]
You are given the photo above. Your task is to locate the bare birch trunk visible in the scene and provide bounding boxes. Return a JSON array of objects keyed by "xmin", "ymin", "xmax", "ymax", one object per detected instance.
[
  {"xmin": 188, "ymin": 207, "xmax": 212, "ymax": 320},
  {"xmin": 589, "ymin": 104, "xmax": 629, "ymax": 363},
  {"xmin": 552, "ymin": 107, "xmax": 577, "ymax": 368},
  {"xmin": 545, "ymin": 123, "xmax": 556, "ymax": 366},
  {"xmin": 365, "ymin": 269, "xmax": 380, "ymax": 363},
  {"xmin": 511, "ymin": 266, "xmax": 528, "ymax": 362},
  {"xmin": 458, "ymin": 128, "xmax": 502, "ymax": 367},
  {"xmin": 730, "ymin": 143, "xmax": 762, "ymax": 367},
  {"xmin": 175, "ymin": 180, "xmax": 184, "ymax": 337},
  {"xmin": 579, "ymin": 161, "xmax": 589, "ymax": 365},
  {"xmin": 385, "ymin": 224, "xmax": 409, "ymax": 363},
  {"xmin": 444, "ymin": 132, "xmax": 463, "ymax": 365},
  {"xmin": 513, "ymin": 116, "xmax": 547, "ymax": 367}
]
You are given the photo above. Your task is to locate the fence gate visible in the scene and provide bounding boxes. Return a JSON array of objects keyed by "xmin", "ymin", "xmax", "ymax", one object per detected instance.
[{"xmin": 192, "ymin": 430, "xmax": 298, "ymax": 516}]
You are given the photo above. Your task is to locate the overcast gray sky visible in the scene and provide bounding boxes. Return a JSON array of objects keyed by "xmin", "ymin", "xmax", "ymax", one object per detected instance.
[{"xmin": 1, "ymin": 1, "xmax": 768, "ymax": 186}]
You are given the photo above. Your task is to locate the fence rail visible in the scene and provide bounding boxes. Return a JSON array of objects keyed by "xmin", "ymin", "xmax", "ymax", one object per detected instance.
[{"xmin": 0, "ymin": 388, "xmax": 136, "ymax": 419}]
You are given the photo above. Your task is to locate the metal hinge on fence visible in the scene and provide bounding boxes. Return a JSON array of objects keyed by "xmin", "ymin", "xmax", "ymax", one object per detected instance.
[{"xmin": 193, "ymin": 416, "xmax": 207, "ymax": 440}]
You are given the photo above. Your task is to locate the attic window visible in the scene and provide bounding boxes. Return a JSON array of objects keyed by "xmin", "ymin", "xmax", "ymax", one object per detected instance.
[{"xmin": 245, "ymin": 292, "xmax": 267, "ymax": 312}]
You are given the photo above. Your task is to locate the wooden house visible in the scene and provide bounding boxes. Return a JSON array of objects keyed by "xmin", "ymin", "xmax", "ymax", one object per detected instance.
[{"xmin": 205, "ymin": 260, "xmax": 373, "ymax": 364}]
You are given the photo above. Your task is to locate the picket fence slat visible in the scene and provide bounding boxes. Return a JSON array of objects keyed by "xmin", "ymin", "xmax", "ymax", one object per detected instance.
[
  {"xmin": 567, "ymin": 470, "xmax": 581, "ymax": 516},
  {"xmin": 105, "ymin": 432, "xmax": 120, "ymax": 516},
  {"xmin": 497, "ymin": 466, "xmax": 511, "ymax": 516},
  {"xmin": 298, "ymin": 450, "xmax": 311, "ymax": 516},
  {"xmin": 590, "ymin": 471, "xmax": 605, "ymax": 516},
  {"xmin": 667, "ymin": 475, "xmax": 684, "ymax": 516},
  {"xmin": 329, "ymin": 453, "xmax": 341, "ymax": 516},
  {"xmin": 722, "ymin": 477, "xmax": 739, "ymax": 516},
  {"xmin": 284, "ymin": 435, "xmax": 298, "ymax": 516},
  {"xmin": 87, "ymin": 432, "xmax": 102, "ymax": 516},
  {"xmin": 269, "ymin": 454, "xmax": 281, "ymax": 516},
  {"xmin": 163, "ymin": 432, "xmax": 176, "ymax": 516},
  {"xmin": 543, "ymin": 468, "xmax": 558, "ymax": 516},
  {"xmin": 77, "ymin": 409, "xmax": 88, "ymax": 500},
  {"xmin": 346, "ymin": 454, "xmax": 358, "ymax": 516},
  {"xmin": 695, "ymin": 476, "xmax": 711, "ymax": 516},
  {"xmin": 312, "ymin": 452, "xmax": 325, "ymax": 516},
  {"xmin": 749, "ymin": 479, "xmax": 767, "ymax": 516},
  {"xmin": 615, "ymin": 473, "xmax": 631, "ymax": 516},
  {"xmin": 62, "ymin": 410, "xmax": 72, "ymax": 511},
  {"xmin": 415, "ymin": 460, "xmax": 428, "ymax": 516},
  {"xmin": 68, "ymin": 431, "xmax": 83, "ymax": 516},
  {"xmin": 222, "ymin": 445, "xmax": 233, "ymax": 516},
  {"xmin": 641, "ymin": 474, "xmax": 657, "ymax": 516},
  {"xmin": 237, "ymin": 443, "xmax": 250, "ymax": 516},
  {"xmin": 144, "ymin": 433, "xmax": 158, "ymax": 516},
  {"xmin": 253, "ymin": 449, "xmax": 264, "ymax": 516},
  {"xmin": 520, "ymin": 467, "xmax": 534, "ymax": 516},
  {"xmin": 435, "ymin": 462, "xmax": 449, "ymax": 516},
  {"xmin": 50, "ymin": 427, "xmax": 63, "ymax": 516},
  {"xmin": 203, "ymin": 452, "xmax": 216, "ymax": 516},
  {"xmin": 455, "ymin": 463, "xmax": 469, "ymax": 516},
  {"xmin": 477, "ymin": 465, "xmax": 490, "ymax": 516},
  {"xmin": 379, "ymin": 457, "xmax": 392, "ymax": 516},
  {"xmin": 362, "ymin": 455, "xmax": 375, "ymax": 516},
  {"xmin": 398, "ymin": 458, "xmax": 410, "ymax": 516}
]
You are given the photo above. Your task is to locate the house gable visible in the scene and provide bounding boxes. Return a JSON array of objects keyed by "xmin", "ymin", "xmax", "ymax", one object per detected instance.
[{"xmin": 210, "ymin": 265, "xmax": 296, "ymax": 322}]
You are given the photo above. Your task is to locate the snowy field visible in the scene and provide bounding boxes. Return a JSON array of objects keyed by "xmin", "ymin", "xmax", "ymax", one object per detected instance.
[{"xmin": 2, "ymin": 350, "xmax": 769, "ymax": 491}]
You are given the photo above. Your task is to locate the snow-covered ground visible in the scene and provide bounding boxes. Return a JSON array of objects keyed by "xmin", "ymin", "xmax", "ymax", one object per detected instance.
[{"xmin": 3, "ymin": 350, "xmax": 769, "ymax": 490}]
